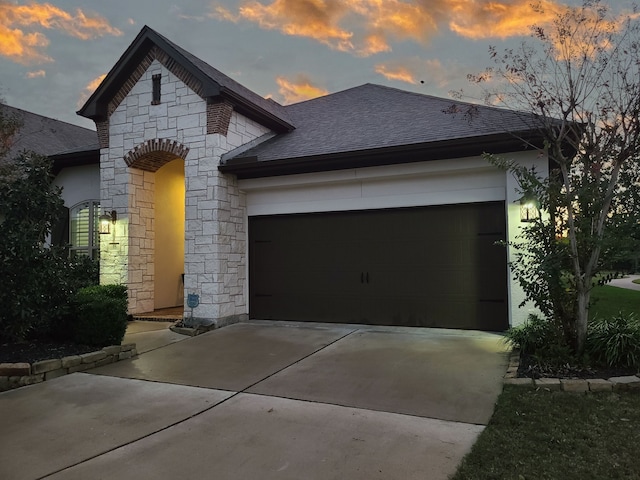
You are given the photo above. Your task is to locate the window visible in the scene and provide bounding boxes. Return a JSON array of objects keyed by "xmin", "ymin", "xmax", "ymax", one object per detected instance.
[
  {"xmin": 152, "ymin": 74, "xmax": 161, "ymax": 105},
  {"xmin": 69, "ymin": 200, "xmax": 100, "ymax": 259}
]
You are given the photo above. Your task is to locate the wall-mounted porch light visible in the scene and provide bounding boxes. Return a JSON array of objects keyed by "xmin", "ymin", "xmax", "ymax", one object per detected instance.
[
  {"xmin": 99, "ymin": 210, "xmax": 117, "ymax": 234},
  {"xmin": 520, "ymin": 197, "xmax": 539, "ymax": 222}
]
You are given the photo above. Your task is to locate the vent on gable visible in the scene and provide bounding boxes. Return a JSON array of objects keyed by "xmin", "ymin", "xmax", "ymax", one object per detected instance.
[{"xmin": 152, "ymin": 74, "xmax": 161, "ymax": 105}]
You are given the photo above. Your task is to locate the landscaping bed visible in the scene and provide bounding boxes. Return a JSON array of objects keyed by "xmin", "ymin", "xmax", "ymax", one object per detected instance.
[
  {"xmin": 516, "ymin": 352, "xmax": 638, "ymax": 380},
  {"xmin": 0, "ymin": 340, "xmax": 97, "ymax": 364}
]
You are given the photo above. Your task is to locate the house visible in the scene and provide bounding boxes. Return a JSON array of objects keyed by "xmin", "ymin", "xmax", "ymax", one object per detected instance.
[
  {"xmin": 76, "ymin": 26, "xmax": 548, "ymax": 330},
  {"xmin": 0, "ymin": 104, "xmax": 100, "ymax": 256}
]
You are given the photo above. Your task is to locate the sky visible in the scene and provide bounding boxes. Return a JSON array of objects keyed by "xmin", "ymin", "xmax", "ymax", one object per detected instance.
[{"xmin": 0, "ymin": 0, "xmax": 631, "ymax": 130}]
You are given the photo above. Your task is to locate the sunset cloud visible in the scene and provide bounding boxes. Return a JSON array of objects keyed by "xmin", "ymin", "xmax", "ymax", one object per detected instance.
[
  {"xmin": 212, "ymin": 0, "xmax": 618, "ymax": 57},
  {"xmin": 274, "ymin": 74, "xmax": 328, "ymax": 103},
  {"xmin": 375, "ymin": 58, "xmax": 465, "ymax": 88},
  {"xmin": 375, "ymin": 63, "xmax": 418, "ymax": 84},
  {"xmin": 215, "ymin": 0, "xmax": 355, "ymax": 52},
  {"xmin": 25, "ymin": 69, "xmax": 45, "ymax": 78},
  {"xmin": 0, "ymin": 1, "xmax": 122, "ymax": 64},
  {"xmin": 447, "ymin": 0, "xmax": 563, "ymax": 40},
  {"xmin": 77, "ymin": 73, "xmax": 106, "ymax": 108}
]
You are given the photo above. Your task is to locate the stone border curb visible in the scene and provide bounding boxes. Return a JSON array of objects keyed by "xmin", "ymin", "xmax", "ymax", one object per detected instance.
[
  {"xmin": 0, "ymin": 343, "xmax": 137, "ymax": 393},
  {"xmin": 503, "ymin": 349, "xmax": 640, "ymax": 393},
  {"xmin": 169, "ymin": 314, "xmax": 243, "ymax": 337}
]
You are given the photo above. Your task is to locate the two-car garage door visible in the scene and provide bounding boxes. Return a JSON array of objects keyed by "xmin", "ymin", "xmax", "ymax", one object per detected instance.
[{"xmin": 249, "ymin": 202, "xmax": 508, "ymax": 331}]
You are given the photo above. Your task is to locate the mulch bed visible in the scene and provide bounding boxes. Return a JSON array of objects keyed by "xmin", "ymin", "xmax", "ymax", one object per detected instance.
[
  {"xmin": 518, "ymin": 353, "xmax": 639, "ymax": 379},
  {"xmin": 0, "ymin": 340, "xmax": 97, "ymax": 364}
]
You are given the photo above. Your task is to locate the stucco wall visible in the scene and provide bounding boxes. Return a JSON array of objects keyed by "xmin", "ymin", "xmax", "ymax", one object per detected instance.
[{"xmin": 54, "ymin": 164, "xmax": 100, "ymax": 208}]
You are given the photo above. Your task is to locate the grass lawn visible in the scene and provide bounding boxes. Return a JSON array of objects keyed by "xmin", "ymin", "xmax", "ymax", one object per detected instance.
[
  {"xmin": 590, "ymin": 285, "xmax": 640, "ymax": 319},
  {"xmin": 633, "ymin": 279, "xmax": 640, "ymax": 285},
  {"xmin": 452, "ymin": 386, "xmax": 640, "ymax": 480}
]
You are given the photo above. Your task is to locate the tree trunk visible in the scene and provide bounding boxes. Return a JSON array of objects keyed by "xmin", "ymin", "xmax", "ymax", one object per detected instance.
[{"xmin": 575, "ymin": 287, "xmax": 590, "ymax": 355}]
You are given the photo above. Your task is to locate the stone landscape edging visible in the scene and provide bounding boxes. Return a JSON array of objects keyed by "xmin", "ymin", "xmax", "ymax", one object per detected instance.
[
  {"xmin": 0, "ymin": 343, "xmax": 137, "ymax": 393},
  {"xmin": 503, "ymin": 349, "xmax": 640, "ymax": 393}
]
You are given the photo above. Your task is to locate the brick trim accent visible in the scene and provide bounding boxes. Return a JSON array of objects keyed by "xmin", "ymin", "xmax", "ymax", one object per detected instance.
[
  {"xmin": 96, "ymin": 120, "xmax": 109, "ymax": 148},
  {"xmin": 95, "ymin": 44, "xmax": 236, "ymax": 144},
  {"xmin": 207, "ymin": 99, "xmax": 234, "ymax": 135},
  {"xmin": 107, "ymin": 45, "xmax": 205, "ymax": 117},
  {"xmin": 124, "ymin": 139, "xmax": 190, "ymax": 172}
]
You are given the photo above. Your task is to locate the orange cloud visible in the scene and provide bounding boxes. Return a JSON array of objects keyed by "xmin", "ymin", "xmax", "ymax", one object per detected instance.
[
  {"xmin": 213, "ymin": 0, "xmax": 626, "ymax": 57},
  {"xmin": 375, "ymin": 57, "xmax": 466, "ymax": 88},
  {"xmin": 448, "ymin": 0, "xmax": 563, "ymax": 40},
  {"xmin": 0, "ymin": 1, "xmax": 122, "ymax": 64},
  {"xmin": 0, "ymin": 24, "xmax": 50, "ymax": 63},
  {"xmin": 275, "ymin": 74, "xmax": 328, "ymax": 104},
  {"xmin": 352, "ymin": 0, "xmax": 437, "ymax": 55},
  {"xmin": 375, "ymin": 63, "xmax": 418, "ymax": 84},
  {"xmin": 217, "ymin": 0, "xmax": 355, "ymax": 52},
  {"xmin": 77, "ymin": 73, "xmax": 106, "ymax": 108},
  {"xmin": 25, "ymin": 69, "xmax": 45, "ymax": 78},
  {"xmin": 214, "ymin": 0, "xmax": 436, "ymax": 56}
]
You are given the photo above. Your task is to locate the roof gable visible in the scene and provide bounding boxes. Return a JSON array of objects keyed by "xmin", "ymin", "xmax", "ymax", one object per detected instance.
[{"xmin": 77, "ymin": 26, "xmax": 294, "ymax": 133}]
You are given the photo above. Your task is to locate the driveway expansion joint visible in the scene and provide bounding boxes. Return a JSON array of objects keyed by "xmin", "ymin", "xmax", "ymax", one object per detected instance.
[{"xmin": 238, "ymin": 328, "xmax": 359, "ymax": 394}]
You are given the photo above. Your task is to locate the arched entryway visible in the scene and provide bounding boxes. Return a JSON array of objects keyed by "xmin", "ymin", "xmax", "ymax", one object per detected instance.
[{"xmin": 123, "ymin": 139, "xmax": 188, "ymax": 314}]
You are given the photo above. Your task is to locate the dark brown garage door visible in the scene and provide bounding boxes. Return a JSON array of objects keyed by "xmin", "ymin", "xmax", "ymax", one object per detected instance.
[{"xmin": 249, "ymin": 202, "xmax": 508, "ymax": 331}]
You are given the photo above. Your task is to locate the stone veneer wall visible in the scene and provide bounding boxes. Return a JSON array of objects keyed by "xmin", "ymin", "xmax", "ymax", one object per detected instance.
[
  {"xmin": 184, "ymin": 111, "xmax": 270, "ymax": 323},
  {"xmin": 128, "ymin": 168, "xmax": 155, "ymax": 313},
  {"xmin": 101, "ymin": 58, "xmax": 272, "ymax": 320}
]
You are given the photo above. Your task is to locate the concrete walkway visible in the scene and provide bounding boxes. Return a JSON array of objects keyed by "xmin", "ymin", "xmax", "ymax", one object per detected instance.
[
  {"xmin": 609, "ymin": 274, "xmax": 640, "ymax": 291},
  {"xmin": 0, "ymin": 321, "xmax": 509, "ymax": 480},
  {"xmin": 122, "ymin": 320, "xmax": 186, "ymax": 354}
]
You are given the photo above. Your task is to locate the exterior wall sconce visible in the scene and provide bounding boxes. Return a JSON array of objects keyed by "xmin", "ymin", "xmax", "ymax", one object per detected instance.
[
  {"xmin": 520, "ymin": 198, "xmax": 539, "ymax": 223},
  {"xmin": 99, "ymin": 210, "xmax": 117, "ymax": 234}
]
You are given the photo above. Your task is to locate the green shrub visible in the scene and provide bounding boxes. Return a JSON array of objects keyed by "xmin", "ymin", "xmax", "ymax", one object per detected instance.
[
  {"xmin": 65, "ymin": 256, "xmax": 100, "ymax": 293},
  {"xmin": 587, "ymin": 313, "xmax": 640, "ymax": 368},
  {"xmin": 504, "ymin": 314, "xmax": 575, "ymax": 367},
  {"xmin": 504, "ymin": 314, "xmax": 557, "ymax": 355},
  {"xmin": 0, "ymin": 152, "xmax": 67, "ymax": 342},
  {"xmin": 72, "ymin": 285, "xmax": 128, "ymax": 347}
]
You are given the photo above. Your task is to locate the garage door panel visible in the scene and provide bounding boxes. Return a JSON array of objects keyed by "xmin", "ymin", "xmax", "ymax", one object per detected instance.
[
  {"xmin": 362, "ymin": 293, "xmax": 477, "ymax": 328},
  {"xmin": 252, "ymin": 293, "xmax": 362, "ymax": 322},
  {"xmin": 249, "ymin": 202, "xmax": 508, "ymax": 331}
]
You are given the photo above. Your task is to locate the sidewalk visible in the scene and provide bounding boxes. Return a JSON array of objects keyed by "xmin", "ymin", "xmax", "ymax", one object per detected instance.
[{"xmin": 608, "ymin": 274, "xmax": 640, "ymax": 291}]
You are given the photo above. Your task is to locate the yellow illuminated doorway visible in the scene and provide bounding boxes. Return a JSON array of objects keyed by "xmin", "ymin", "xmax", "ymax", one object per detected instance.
[{"xmin": 154, "ymin": 159, "xmax": 185, "ymax": 309}]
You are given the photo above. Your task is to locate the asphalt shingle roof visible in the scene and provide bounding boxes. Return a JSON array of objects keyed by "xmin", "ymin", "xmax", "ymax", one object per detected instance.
[
  {"xmin": 230, "ymin": 83, "xmax": 541, "ymax": 164},
  {"xmin": 1, "ymin": 104, "xmax": 98, "ymax": 161},
  {"xmin": 152, "ymin": 29, "xmax": 293, "ymax": 128}
]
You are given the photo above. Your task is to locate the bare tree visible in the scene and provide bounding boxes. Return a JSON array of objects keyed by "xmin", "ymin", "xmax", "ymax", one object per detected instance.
[{"xmin": 472, "ymin": 0, "xmax": 640, "ymax": 354}]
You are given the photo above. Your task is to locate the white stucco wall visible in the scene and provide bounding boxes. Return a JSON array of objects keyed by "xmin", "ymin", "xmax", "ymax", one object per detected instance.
[
  {"xmin": 504, "ymin": 151, "xmax": 549, "ymax": 327},
  {"xmin": 54, "ymin": 164, "xmax": 100, "ymax": 208}
]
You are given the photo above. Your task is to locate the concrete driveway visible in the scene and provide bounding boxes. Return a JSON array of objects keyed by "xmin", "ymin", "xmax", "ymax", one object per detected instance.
[{"xmin": 0, "ymin": 321, "xmax": 509, "ymax": 480}]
